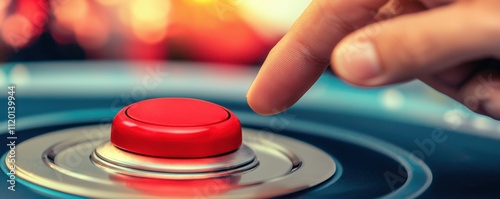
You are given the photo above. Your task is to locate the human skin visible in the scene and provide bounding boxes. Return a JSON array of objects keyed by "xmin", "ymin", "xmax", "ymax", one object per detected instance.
[{"xmin": 247, "ymin": 0, "xmax": 500, "ymax": 119}]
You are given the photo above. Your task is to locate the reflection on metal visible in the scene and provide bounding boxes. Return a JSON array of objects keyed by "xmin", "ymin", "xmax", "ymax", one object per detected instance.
[
  {"xmin": 92, "ymin": 142, "xmax": 259, "ymax": 179},
  {"xmin": 6, "ymin": 125, "xmax": 336, "ymax": 198}
]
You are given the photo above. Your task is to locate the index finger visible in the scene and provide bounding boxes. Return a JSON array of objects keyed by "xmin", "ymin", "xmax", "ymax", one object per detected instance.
[{"xmin": 247, "ymin": 0, "xmax": 389, "ymax": 115}]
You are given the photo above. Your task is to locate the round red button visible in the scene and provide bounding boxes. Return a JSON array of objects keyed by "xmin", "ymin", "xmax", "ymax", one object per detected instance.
[{"xmin": 111, "ymin": 98, "xmax": 242, "ymax": 158}]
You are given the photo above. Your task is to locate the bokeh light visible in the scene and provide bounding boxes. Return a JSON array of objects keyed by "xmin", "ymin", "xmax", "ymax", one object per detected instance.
[
  {"xmin": 95, "ymin": 0, "xmax": 121, "ymax": 6},
  {"xmin": 11, "ymin": 64, "xmax": 30, "ymax": 86},
  {"xmin": 74, "ymin": 13, "xmax": 110, "ymax": 50},
  {"xmin": 52, "ymin": 0, "xmax": 89, "ymax": 28},
  {"xmin": 0, "ymin": 0, "xmax": 11, "ymax": 27},
  {"xmin": 129, "ymin": 0, "xmax": 170, "ymax": 44},
  {"xmin": 1, "ymin": 14, "xmax": 34, "ymax": 48},
  {"xmin": 240, "ymin": 0, "xmax": 311, "ymax": 39},
  {"xmin": 0, "ymin": 0, "xmax": 311, "ymax": 63}
]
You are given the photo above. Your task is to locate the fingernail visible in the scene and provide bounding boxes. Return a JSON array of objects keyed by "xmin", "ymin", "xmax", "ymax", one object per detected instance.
[{"xmin": 335, "ymin": 39, "xmax": 381, "ymax": 81}]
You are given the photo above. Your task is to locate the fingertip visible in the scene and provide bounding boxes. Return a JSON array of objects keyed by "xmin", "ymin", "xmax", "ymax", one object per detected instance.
[
  {"xmin": 246, "ymin": 79, "xmax": 290, "ymax": 116},
  {"xmin": 246, "ymin": 91, "xmax": 283, "ymax": 116}
]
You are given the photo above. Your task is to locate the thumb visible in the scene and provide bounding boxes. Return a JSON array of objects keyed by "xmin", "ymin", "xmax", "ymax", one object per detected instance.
[{"xmin": 331, "ymin": 0, "xmax": 500, "ymax": 86}]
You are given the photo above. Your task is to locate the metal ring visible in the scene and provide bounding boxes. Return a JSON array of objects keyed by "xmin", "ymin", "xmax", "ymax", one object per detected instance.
[
  {"xmin": 5, "ymin": 125, "xmax": 336, "ymax": 198},
  {"xmin": 91, "ymin": 142, "xmax": 259, "ymax": 179}
]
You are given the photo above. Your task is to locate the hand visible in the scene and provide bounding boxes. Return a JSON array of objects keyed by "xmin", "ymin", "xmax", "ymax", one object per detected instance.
[{"xmin": 247, "ymin": 0, "xmax": 500, "ymax": 119}]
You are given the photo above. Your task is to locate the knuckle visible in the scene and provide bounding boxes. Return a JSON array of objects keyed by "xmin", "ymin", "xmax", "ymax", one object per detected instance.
[
  {"xmin": 381, "ymin": 26, "xmax": 435, "ymax": 71},
  {"xmin": 315, "ymin": 0, "xmax": 356, "ymax": 35},
  {"xmin": 294, "ymin": 39, "xmax": 331, "ymax": 67},
  {"xmin": 462, "ymin": 0, "xmax": 500, "ymax": 56},
  {"xmin": 269, "ymin": 36, "xmax": 329, "ymax": 68}
]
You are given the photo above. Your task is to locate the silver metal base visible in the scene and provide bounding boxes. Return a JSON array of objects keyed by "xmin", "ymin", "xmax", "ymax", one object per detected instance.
[
  {"xmin": 92, "ymin": 142, "xmax": 259, "ymax": 179},
  {"xmin": 6, "ymin": 125, "xmax": 336, "ymax": 198}
]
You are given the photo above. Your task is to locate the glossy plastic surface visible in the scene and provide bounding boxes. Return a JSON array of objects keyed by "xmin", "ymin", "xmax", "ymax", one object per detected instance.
[{"xmin": 111, "ymin": 98, "xmax": 242, "ymax": 158}]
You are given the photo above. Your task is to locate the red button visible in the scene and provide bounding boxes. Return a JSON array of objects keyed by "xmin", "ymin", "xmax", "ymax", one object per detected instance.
[{"xmin": 111, "ymin": 98, "xmax": 242, "ymax": 158}]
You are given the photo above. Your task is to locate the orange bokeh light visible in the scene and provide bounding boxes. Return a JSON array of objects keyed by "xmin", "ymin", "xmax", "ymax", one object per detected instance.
[
  {"xmin": 1, "ymin": 14, "xmax": 34, "ymax": 48},
  {"xmin": 0, "ymin": 0, "xmax": 9, "ymax": 10},
  {"xmin": 0, "ymin": 0, "xmax": 10, "ymax": 26},
  {"xmin": 74, "ymin": 13, "xmax": 109, "ymax": 50},
  {"xmin": 95, "ymin": 0, "xmax": 121, "ymax": 6},
  {"xmin": 0, "ymin": 0, "xmax": 280, "ymax": 63},
  {"xmin": 129, "ymin": 0, "xmax": 170, "ymax": 44},
  {"xmin": 51, "ymin": 0, "xmax": 88, "ymax": 28}
]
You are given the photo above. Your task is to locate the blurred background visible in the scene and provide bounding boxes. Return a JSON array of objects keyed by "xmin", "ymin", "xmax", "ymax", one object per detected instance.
[
  {"xmin": 0, "ymin": 0, "xmax": 311, "ymax": 64},
  {"xmin": 3, "ymin": 2, "xmax": 500, "ymax": 199}
]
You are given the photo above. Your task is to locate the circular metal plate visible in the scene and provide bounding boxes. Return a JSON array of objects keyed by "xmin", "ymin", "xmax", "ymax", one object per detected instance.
[
  {"xmin": 5, "ymin": 124, "xmax": 336, "ymax": 198},
  {"xmin": 92, "ymin": 142, "xmax": 259, "ymax": 179}
]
